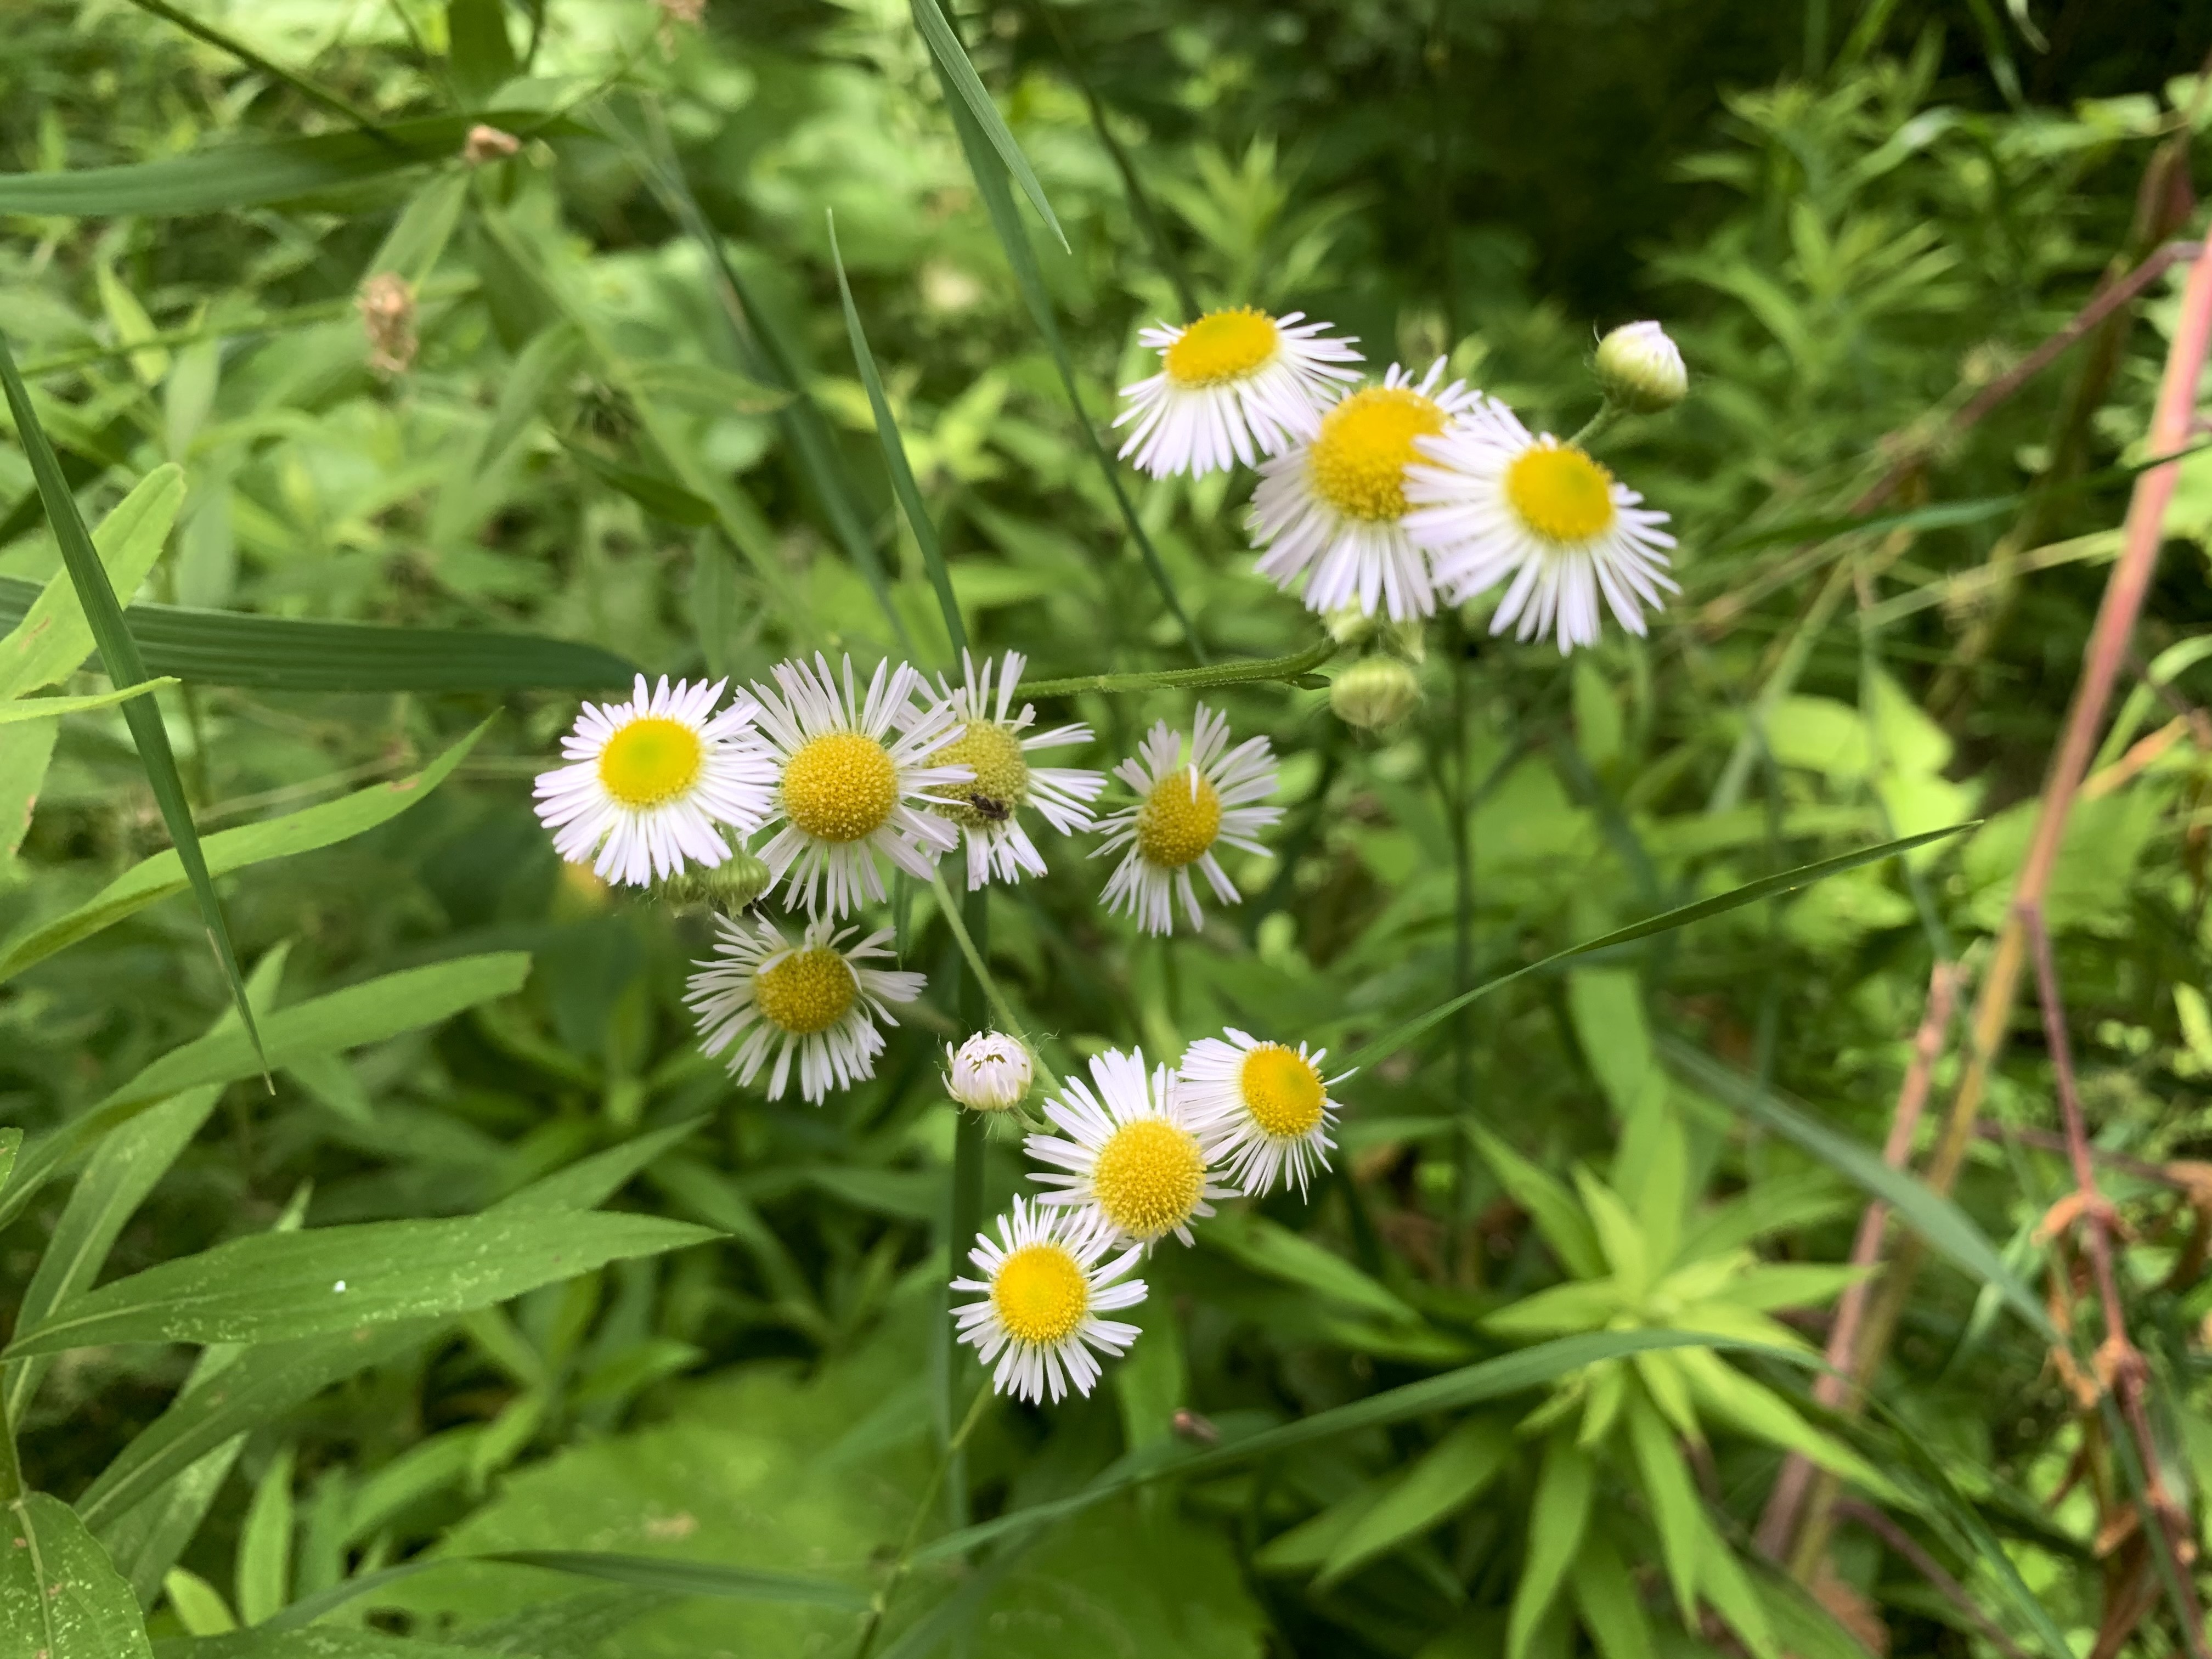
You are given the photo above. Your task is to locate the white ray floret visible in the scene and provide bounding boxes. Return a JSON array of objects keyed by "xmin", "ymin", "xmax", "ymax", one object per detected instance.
[
  {"xmin": 952, "ymin": 1195, "xmax": 1147, "ymax": 1404},
  {"xmin": 1405, "ymin": 403, "xmax": 1678, "ymax": 653},
  {"xmin": 685, "ymin": 913, "xmax": 924, "ymax": 1104},
  {"xmin": 1180, "ymin": 1029, "xmax": 1350, "ymax": 1198},
  {"xmin": 533, "ymin": 674, "xmax": 775, "ymax": 888},
  {"xmin": 748, "ymin": 652, "xmax": 968, "ymax": 920},
  {"xmin": 1248, "ymin": 358, "xmax": 1487, "ymax": 621},
  {"xmin": 1092, "ymin": 704, "xmax": 1279, "ymax": 937},
  {"xmin": 1114, "ymin": 307, "xmax": 1362, "ymax": 478},
  {"xmin": 1026, "ymin": 1047, "xmax": 1236, "ymax": 1248},
  {"xmin": 922, "ymin": 650, "xmax": 1106, "ymax": 890}
]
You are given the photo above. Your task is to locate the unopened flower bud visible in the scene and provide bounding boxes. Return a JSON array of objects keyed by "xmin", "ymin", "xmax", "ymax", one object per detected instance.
[
  {"xmin": 462, "ymin": 125, "xmax": 522, "ymax": 165},
  {"xmin": 946, "ymin": 1032, "xmax": 1032, "ymax": 1112},
  {"xmin": 1329, "ymin": 656, "xmax": 1421, "ymax": 730},
  {"xmin": 649, "ymin": 849, "xmax": 771, "ymax": 912},
  {"xmin": 358, "ymin": 273, "xmax": 417, "ymax": 376},
  {"xmin": 1593, "ymin": 320, "xmax": 1686, "ymax": 414},
  {"xmin": 1323, "ymin": 605, "xmax": 1376, "ymax": 648}
]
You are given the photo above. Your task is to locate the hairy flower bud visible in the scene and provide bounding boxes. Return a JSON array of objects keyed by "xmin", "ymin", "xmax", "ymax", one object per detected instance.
[
  {"xmin": 649, "ymin": 849, "xmax": 771, "ymax": 911},
  {"xmin": 1593, "ymin": 320, "xmax": 1686, "ymax": 414},
  {"xmin": 946, "ymin": 1032, "xmax": 1033, "ymax": 1112},
  {"xmin": 1329, "ymin": 656, "xmax": 1422, "ymax": 731}
]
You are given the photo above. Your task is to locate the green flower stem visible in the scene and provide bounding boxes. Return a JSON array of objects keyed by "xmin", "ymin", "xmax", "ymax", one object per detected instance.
[
  {"xmin": 942, "ymin": 887, "xmax": 990, "ymax": 1532},
  {"xmin": 928, "ymin": 870, "xmax": 1063, "ymax": 1098},
  {"xmin": 1567, "ymin": 400, "xmax": 1626, "ymax": 450},
  {"xmin": 853, "ymin": 1382, "xmax": 995, "ymax": 1659},
  {"xmin": 0, "ymin": 1383, "xmax": 23, "ymax": 1503},
  {"xmin": 1022, "ymin": 636, "xmax": 1335, "ymax": 701}
]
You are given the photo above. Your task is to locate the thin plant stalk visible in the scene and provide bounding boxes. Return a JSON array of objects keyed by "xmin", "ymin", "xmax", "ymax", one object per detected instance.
[
  {"xmin": 929, "ymin": 868, "xmax": 1062, "ymax": 1097},
  {"xmin": 1022, "ymin": 637, "xmax": 1332, "ymax": 700},
  {"xmin": 943, "ymin": 886, "xmax": 990, "ymax": 1532},
  {"xmin": 852, "ymin": 1383, "xmax": 995, "ymax": 1659}
]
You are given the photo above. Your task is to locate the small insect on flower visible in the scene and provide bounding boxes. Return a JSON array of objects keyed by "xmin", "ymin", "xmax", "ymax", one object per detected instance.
[
  {"xmin": 686, "ymin": 914, "xmax": 924, "ymax": 1104},
  {"xmin": 1248, "ymin": 359, "xmax": 1487, "ymax": 621},
  {"xmin": 533, "ymin": 675, "xmax": 776, "ymax": 888},
  {"xmin": 1114, "ymin": 307, "xmax": 1363, "ymax": 478},
  {"xmin": 1405, "ymin": 403, "xmax": 1678, "ymax": 654},
  {"xmin": 1093, "ymin": 705, "xmax": 1279, "ymax": 936},
  {"xmin": 1026, "ymin": 1048, "xmax": 1235, "ymax": 1247},
  {"xmin": 1180, "ymin": 1029, "xmax": 1349, "ymax": 1198},
  {"xmin": 953, "ymin": 1195, "xmax": 1146, "ymax": 1404},
  {"xmin": 947, "ymin": 1031, "xmax": 1035, "ymax": 1113},
  {"xmin": 749, "ymin": 653, "xmax": 969, "ymax": 920},
  {"xmin": 926, "ymin": 651, "xmax": 1106, "ymax": 890}
]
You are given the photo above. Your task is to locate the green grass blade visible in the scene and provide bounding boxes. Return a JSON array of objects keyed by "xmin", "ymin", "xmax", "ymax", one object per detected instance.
[
  {"xmin": 827, "ymin": 216, "xmax": 966, "ymax": 657},
  {"xmin": 119, "ymin": 0, "xmax": 399, "ymax": 143},
  {"xmin": 1657, "ymin": 1037, "xmax": 2055, "ymax": 1341},
  {"xmin": 909, "ymin": 0, "xmax": 1067, "ymax": 251},
  {"xmin": 0, "ymin": 680, "xmax": 174, "ymax": 725},
  {"xmin": 0, "ymin": 329, "xmax": 262, "ymax": 1068},
  {"xmin": 483, "ymin": 1551, "xmax": 869, "ymax": 1612},
  {"xmin": 1342, "ymin": 823, "xmax": 1976, "ymax": 1071},
  {"xmin": 928, "ymin": 57, "xmax": 1205, "ymax": 660},
  {"xmin": 0, "ymin": 577, "xmax": 636, "ymax": 691}
]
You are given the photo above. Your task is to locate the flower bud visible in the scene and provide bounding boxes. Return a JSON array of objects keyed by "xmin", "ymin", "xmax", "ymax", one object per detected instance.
[
  {"xmin": 1323, "ymin": 605, "xmax": 1377, "ymax": 649},
  {"xmin": 462, "ymin": 125, "xmax": 522, "ymax": 165},
  {"xmin": 649, "ymin": 849, "xmax": 771, "ymax": 912},
  {"xmin": 1329, "ymin": 655, "xmax": 1422, "ymax": 731},
  {"xmin": 357, "ymin": 273, "xmax": 417, "ymax": 376},
  {"xmin": 946, "ymin": 1032, "xmax": 1033, "ymax": 1112},
  {"xmin": 1593, "ymin": 320, "xmax": 1686, "ymax": 414}
]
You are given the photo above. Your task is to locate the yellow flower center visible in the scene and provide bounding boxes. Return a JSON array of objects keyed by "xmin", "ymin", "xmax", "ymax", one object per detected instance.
[
  {"xmin": 1239, "ymin": 1044, "xmax": 1326, "ymax": 1138},
  {"xmin": 1134, "ymin": 768, "xmax": 1221, "ymax": 868},
  {"xmin": 596, "ymin": 716, "xmax": 704, "ymax": 809},
  {"xmin": 1091, "ymin": 1118, "xmax": 1206, "ymax": 1239},
  {"xmin": 1163, "ymin": 307, "xmax": 1280, "ymax": 387},
  {"xmin": 992, "ymin": 1242, "xmax": 1090, "ymax": 1345},
  {"xmin": 752, "ymin": 946, "xmax": 857, "ymax": 1036},
  {"xmin": 933, "ymin": 720, "xmax": 1031, "ymax": 831},
  {"xmin": 1504, "ymin": 444, "xmax": 1618, "ymax": 543},
  {"xmin": 1306, "ymin": 386, "xmax": 1446, "ymax": 522},
  {"xmin": 781, "ymin": 730, "xmax": 899, "ymax": 843}
]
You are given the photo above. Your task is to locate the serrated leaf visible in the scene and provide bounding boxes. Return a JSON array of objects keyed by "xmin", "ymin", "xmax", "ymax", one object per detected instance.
[
  {"xmin": 1316, "ymin": 1415, "xmax": 1511, "ymax": 1587},
  {"xmin": 0, "ymin": 720, "xmax": 490, "ymax": 988},
  {"xmin": 0, "ymin": 1492, "xmax": 154, "ymax": 1659},
  {"xmin": 6, "ymin": 1208, "xmax": 715, "ymax": 1356}
]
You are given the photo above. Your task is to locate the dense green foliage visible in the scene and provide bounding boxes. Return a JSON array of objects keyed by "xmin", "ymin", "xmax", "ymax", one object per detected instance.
[{"xmin": 6, "ymin": 2, "xmax": 2212, "ymax": 1656}]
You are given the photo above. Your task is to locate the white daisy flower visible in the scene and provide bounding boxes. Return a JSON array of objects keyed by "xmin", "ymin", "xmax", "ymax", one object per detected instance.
[
  {"xmin": 1026, "ymin": 1048, "xmax": 1235, "ymax": 1248},
  {"xmin": 946, "ymin": 1031, "xmax": 1034, "ymax": 1113},
  {"xmin": 1179, "ymin": 1029, "xmax": 1348, "ymax": 1198},
  {"xmin": 1093, "ymin": 704, "xmax": 1279, "ymax": 937},
  {"xmin": 952, "ymin": 1195, "xmax": 1146, "ymax": 1404},
  {"xmin": 925, "ymin": 650, "xmax": 1106, "ymax": 890},
  {"xmin": 533, "ymin": 674, "xmax": 775, "ymax": 888},
  {"xmin": 1114, "ymin": 307, "xmax": 1362, "ymax": 478},
  {"xmin": 1247, "ymin": 359, "xmax": 1487, "ymax": 622},
  {"xmin": 685, "ymin": 913, "xmax": 924, "ymax": 1104},
  {"xmin": 748, "ymin": 653, "xmax": 968, "ymax": 920},
  {"xmin": 1404, "ymin": 403, "xmax": 1678, "ymax": 654}
]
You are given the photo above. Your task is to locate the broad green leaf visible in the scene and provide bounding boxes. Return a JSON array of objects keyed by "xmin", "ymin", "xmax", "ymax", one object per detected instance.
[
  {"xmin": 0, "ymin": 579, "xmax": 637, "ymax": 693},
  {"xmin": 828, "ymin": 217, "xmax": 966, "ymax": 653},
  {"xmin": 163, "ymin": 1566, "xmax": 238, "ymax": 1635},
  {"xmin": 479, "ymin": 1551, "xmax": 866, "ymax": 1611},
  {"xmin": 1572, "ymin": 1170, "xmax": 1649, "ymax": 1297},
  {"xmin": 915, "ymin": 1328, "xmax": 1799, "ymax": 1566},
  {"xmin": 1201, "ymin": 1209, "xmax": 1421, "ymax": 1325},
  {"xmin": 1726, "ymin": 1263, "xmax": 1870, "ymax": 1310},
  {"xmin": 1346, "ymin": 824, "xmax": 1976, "ymax": 1071},
  {"xmin": 907, "ymin": 0, "xmax": 1065, "ymax": 250},
  {"xmin": 1570, "ymin": 1531, "xmax": 1658, "ymax": 1659},
  {"xmin": 0, "ymin": 114, "xmax": 562, "ymax": 217},
  {"xmin": 492, "ymin": 1120, "xmax": 706, "ymax": 1214},
  {"xmin": 1567, "ymin": 968, "xmax": 1649, "ymax": 1115},
  {"xmin": 0, "ymin": 339, "xmax": 259, "ymax": 1059},
  {"xmin": 0, "ymin": 463, "xmax": 182, "ymax": 699},
  {"xmin": 446, "ymin": 0, "xmax": 518, "ymax": 103},
  {"xmin": 1483, "ymin": 1281, "xmax": 1623, "ymax": 1338},
  {"xmin": 0, "ymin": 720, "xmax": 489, "ymax": 986},
  {"xmin": 1317, "ymin": 1415, "xmax": 1511, "ymax": 1587},
  {"xmin": 1506, "ymin": 1438, "xmax": 1594, "ymax": 1659},
  {"xmin": 1623, "ymin": 1391, "xmax": 1699, "ymax": 1621},
  {"xmin": 79, "ymin": 1327, "xmax": 434, "ymax": 1533},
  {"xmin": 102, "ymin": 1431, "xmax": 245, "ymax": 1609},
  {"xmin": 0, "ymin": 723, "xmax": 58, "ymax": 873},
  {"xmin": 7, "ymin": 1208, "xmax": 715, "ymax": 1356},
  {"xmin": 166, "ymin": 1629, "xmax": 490, "ymax": 1657},
  {"xmin": 1658, "ymin": 1037, "xmax": 2054, "ymax": 1339},
  {"xmin": 236, "ymin": 1447, "xmax": 296, "ymax": 1626},
  {"xmin": 0, "ymin": 953, "xmax": 531, "ymax": 1232},
  {"xmin": 1469, "ymin": 1128, "xmax": 1605, "ymax": 1278},
  {"xmin": 0, "ymin": 680, "xmax": 174, "ymax": 724},
  {"xmin": 0, "ymin": 1492, "xmax": 154, "ymax": 1659}
]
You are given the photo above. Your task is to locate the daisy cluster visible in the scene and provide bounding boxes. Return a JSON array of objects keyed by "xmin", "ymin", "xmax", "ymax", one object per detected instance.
[
  {"xmin": 534, "ymin": 653, "xmax": 1284, "ymax": 1103},
  {"xmin": 1118, "ymin": 307, "xmax": 1683, "ymax": 653},
  {"xmin": 950, "ymin": 1032, "xmax": 1349, "ymax": 1403}
]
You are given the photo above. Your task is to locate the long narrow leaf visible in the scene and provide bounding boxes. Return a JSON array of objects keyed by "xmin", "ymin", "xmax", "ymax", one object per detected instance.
[
  {"xmin": 0, "ymin": 577, "xmax": 636, "ymax": 691},
  {"xmin": 827, "ymin": 217, "xmax": 966, "ymax": 656},
  {"xmin": 0, "ymin": 681, "xmax": 174, "ymax": 725},
  {"xmin": 1342, "ymin": 823, "xmax": 1975, "ymax": 1071},
  {"xmin": 484, "ymin": 1551, "xmax": 868, "ymax": 1611},
  {"xmin": 909, "ymin": 0, "xmax": 1066, "ymax": 250},
  {"xmin": 119, "ymin": 0, "xmax": 397, "ymax": 141},
  {"xmin": 0, "ymin": 330, "xmax": 261, "ymax": 1063}
]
